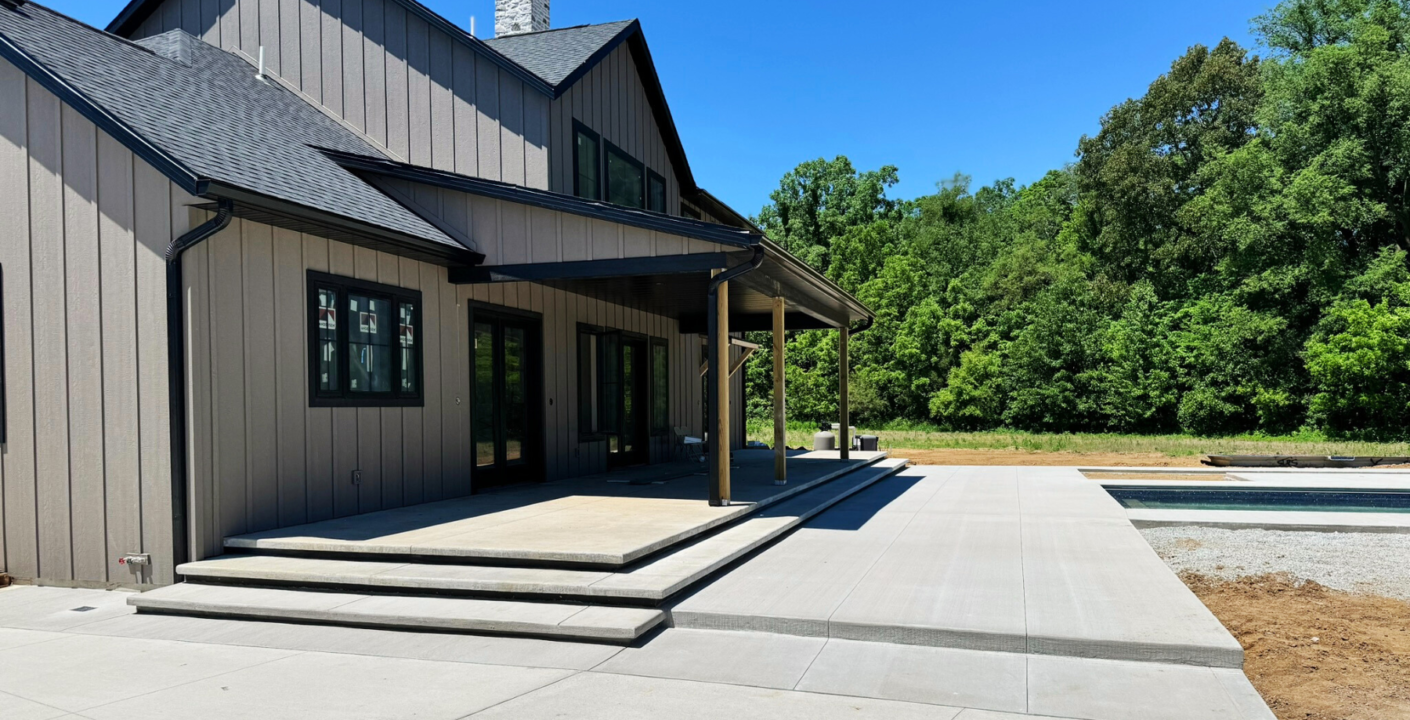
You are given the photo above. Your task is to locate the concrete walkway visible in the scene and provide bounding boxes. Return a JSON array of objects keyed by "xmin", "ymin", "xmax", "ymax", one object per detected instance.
[
  {"xmin": 672, "ymin": 465, "xmax": 1245, "ymax": 667},
  {"xmin": 0, "ymin": 585, "xmax": 1272, "ymax": 719}
]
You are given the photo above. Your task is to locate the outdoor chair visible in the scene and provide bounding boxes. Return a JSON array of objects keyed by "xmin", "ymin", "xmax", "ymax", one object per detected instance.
[{"xmin": 674, "ymin": 426, "xmax": 706, "ymax": 463}]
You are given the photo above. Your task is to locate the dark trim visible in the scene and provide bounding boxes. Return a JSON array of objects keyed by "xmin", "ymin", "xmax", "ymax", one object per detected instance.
[
  {"xmin": 306, "ymin": 270, "xmax": 424, "ymax": 408},
  {"xmin": 467, "ymin": 303, "xmax": 546, "ymax": 488},
  {"xmin": 570, "ymin": 120, "xmax": 601, "ymax": 201},
  {"xmin": 0, "ymin": 30, "xmax": 205, "ymax": 196},
  {"xmin": 647, "ymin": 169, "xmax": 666, "ymax": 215},
  {"xmin": 760, "ymin": 239, "xmax": 872, "ymax": 322},
  {"xmin": 553, "ymin": 21, "xmax": 638, "ymax": 98},
  {"xmin": 167, "ymin": 200, "xmax": 233, "ymax": 572},
  {"xmin": 104, "ymin": 0, "xmax": 552, "ymax": 95},
  {"xmin": 465, "ymin": 299, "xmax": 543, "ymax": 321},
  {"xmin": 204, "ymin": 182, "xmax": 484, "ymax": 266},
  {"xmin": 548, "ymin": 23, "xmax": 697, "ymax": 194},
  {"xmin": 691, "ymin": 188, "xmax": 763, "ymax": 233},
  {"xmin": 451, "ymin": 253, "xmax": 731, "ymax": 285},
  {"xmin": 0, "ymin": 0, "xmax": 26, "ymax": 10},
  {"xmin": 322, "ymin": 148, "xmax": 763, "ymax": 248},
  {"xmin": 603, "ymin": 139, "xmax": 645, "ymax": 209}
]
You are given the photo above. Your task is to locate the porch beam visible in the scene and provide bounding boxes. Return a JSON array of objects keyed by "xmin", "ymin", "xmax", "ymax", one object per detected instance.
[
  {"xmin": 679, "ymin": 311, "xmax": 840, "ymax": 334},
  {"xmin": 839, "ymin": 325, "xmax": 850, "ymax": 462},
  {"xmin": 773, "ymin": 296, "xmax": 786, "ymax": 485},
  {"xmin": 449, "ymin": 252, "xmax": 731, "ymax": 284}
]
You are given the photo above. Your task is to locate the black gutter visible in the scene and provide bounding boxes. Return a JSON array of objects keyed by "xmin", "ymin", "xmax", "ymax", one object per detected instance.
[
  {"xmin": 707, "ymin": 245, "xmax": 765, "ymax": 507},
  {"xmin": 165, "ymin": 200, "xmax": 233, "ymax": 570}
]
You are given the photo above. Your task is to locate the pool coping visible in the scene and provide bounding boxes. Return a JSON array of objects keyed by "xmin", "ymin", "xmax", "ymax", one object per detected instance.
[{"xmin": 1126, "ymin": 508, "xmax": 1410, "ymax": 533}]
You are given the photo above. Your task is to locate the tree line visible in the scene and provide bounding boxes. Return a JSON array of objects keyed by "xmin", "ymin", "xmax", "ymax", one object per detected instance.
[{"xmin": 744, "ymin": 0, "xmax": 1410, "ymax": 439}]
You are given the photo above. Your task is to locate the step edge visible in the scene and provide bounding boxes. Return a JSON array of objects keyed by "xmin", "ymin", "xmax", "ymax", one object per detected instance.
[{"xmin": 179, "ymin": 461, "xmax": 909, "ymax": 603}]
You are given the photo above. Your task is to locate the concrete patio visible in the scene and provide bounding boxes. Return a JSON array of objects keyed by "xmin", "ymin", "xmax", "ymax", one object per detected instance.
[{"xmin": 225, "ymin": 450, "xmax": 887, "ymax": 566}]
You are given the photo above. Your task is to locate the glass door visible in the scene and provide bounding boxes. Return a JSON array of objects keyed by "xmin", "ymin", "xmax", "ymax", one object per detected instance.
[
  {"xmin": 607, "ymin": 337, "xmax": 650, "ymax": 468},
  {"xmin": 470, "ymin": 307, "xmax": 542, "ymax": 489}
]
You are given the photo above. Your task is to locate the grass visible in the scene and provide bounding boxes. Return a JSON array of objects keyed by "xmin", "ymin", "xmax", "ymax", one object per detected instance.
[{"xmin": 745, "ymin": 419, "xmax": 1410, "ymax": 459}]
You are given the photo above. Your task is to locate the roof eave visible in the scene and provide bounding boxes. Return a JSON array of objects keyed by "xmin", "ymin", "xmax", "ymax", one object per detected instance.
[
  {"xmin": 0, "ymin": 26, "xmax": 206, "ymax": 196},
  {"xmin": 319, "ymin": 147, "xmax": 759, "ymax": 249},
  {"xmin": 205, "ymin": 181, "xmax": 485, "ymax": 266}
]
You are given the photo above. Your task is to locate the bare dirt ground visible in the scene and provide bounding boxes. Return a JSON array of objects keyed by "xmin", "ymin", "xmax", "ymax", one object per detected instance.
[
  {"xmin": 896, "ymin": 447, "xmax": 1208, "ymax": 467},
  {"xmin": 1182, "ymin": 573, "xmax": 1410, "ymax": 720}
]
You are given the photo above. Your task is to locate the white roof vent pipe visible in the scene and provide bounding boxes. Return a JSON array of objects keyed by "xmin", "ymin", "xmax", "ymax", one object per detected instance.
[{"xmin": 256, "ymin": 45, "xmax": 266, "ymax": 80}]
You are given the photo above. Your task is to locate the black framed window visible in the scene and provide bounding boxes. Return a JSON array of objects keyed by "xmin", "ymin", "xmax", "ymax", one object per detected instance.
[
  {"xmin": 308, "ymin": 271, "xmax": 422, "ymax": 407},
  {"xmin": 573, "ymin": 121, "xmax": 601, "ymax": 201},
  {"xmin": 605, "ymin": 141, "xmax": 645, "ymax": 209},
  {"xmin": 647, "ymin": 170, "xmax": 666, "ymax": 214}
]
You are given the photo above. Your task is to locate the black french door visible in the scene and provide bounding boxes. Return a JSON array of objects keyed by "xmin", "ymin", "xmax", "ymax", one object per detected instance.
[
  {"xmin": 470, "ymin": 306, "xmax": 542, "ymax": 489},
  {"xmin": 606, "ymin": 336, "xmax": 651, "ymax": 468}
]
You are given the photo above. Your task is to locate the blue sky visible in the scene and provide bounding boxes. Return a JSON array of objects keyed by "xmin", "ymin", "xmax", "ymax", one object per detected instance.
[{"xmin": 58, "ymin": 0, "xmax": 1275, "ymax": 216}]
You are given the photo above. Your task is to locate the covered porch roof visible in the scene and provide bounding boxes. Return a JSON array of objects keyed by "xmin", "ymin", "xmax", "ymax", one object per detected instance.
[
  {"xmin": 451, "ymin": 244, "xmax": 869, "ymax": 331},
  {"xmin": 321, "ymin": 149, "xmax": 873, "ymax": 331}
]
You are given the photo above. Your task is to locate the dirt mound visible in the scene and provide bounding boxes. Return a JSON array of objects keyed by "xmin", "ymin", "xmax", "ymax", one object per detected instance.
[{"xmin": 1182, "ymin": 573, "xmax": 1410, "ymax": 720}]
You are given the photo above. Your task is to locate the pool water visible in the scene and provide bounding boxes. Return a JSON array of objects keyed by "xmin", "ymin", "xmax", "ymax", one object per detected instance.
[{"xmin": 1105, "ymin": 487, "xmax": 1410, "ymax": 513}]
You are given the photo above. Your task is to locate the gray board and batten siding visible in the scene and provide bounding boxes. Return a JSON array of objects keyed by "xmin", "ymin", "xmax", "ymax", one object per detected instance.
[
  {"xmin": 0, "ymin": 59, "xmax": 194, "ymax": 587},
  {"xmin": 127, "ymin": 0, "xmax": 550, "ymax": 187},
  {"xmin": 180, "ymin": 210, "xmax": 743, "ymax": 561},
  {"xmin": 124, "ymin": 0, "xmax": 689, "ymax": 220}
]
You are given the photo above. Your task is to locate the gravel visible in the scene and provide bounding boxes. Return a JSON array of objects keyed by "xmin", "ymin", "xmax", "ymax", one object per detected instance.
[{"xmin": 1141, "ymin": 526, "xmax": 1410, "ymax": 601}]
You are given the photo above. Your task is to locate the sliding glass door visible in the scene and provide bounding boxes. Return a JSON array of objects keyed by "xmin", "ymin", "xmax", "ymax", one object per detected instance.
[{"xmin": 470, "ymin": 306, "xmax": 542, "ymax": 489}]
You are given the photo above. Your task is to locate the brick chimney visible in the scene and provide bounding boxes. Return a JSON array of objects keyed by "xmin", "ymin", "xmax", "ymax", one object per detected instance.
[{"xmin": 496, "ymin": 0, "xmax": 549, "ymax": 36}]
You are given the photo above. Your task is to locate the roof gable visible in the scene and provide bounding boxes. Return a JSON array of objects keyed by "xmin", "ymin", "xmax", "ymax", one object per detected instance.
[
  {"xmin": 488, "ymin": 20, "xmax": 697, "ymax": 194},
  {"xmin": 104, "ymin": 0, "xmax": 550, "ymax": 94},
  {"xmin": 0, "ymin": 2, "xmax": 473, "ymax": 259}
]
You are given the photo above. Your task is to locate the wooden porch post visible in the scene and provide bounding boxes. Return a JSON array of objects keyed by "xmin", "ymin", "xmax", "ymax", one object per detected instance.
[
  {"xmin": 773, "ymin": 297, "xmax": 786, "ymax": 485},
  {"xmin": 839, "ymin": 325, "xmax": 850, "ymax": 461},
  {"xmin": 708, "ymin": 269, "xmax": 731, "ymax": 505}
]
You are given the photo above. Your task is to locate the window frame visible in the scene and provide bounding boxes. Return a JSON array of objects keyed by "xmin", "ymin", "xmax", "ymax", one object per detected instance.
[
  {"xmin": 572, "ymin": 120, "xmax": 602, "ymax": 201},
  {"xmin": 604, "ymin": 139, "xmax": 646, "ymax": 209},
  {"xmin": 578, "ymin": 324, "xmax": 669, "ymax": 442},
  {"xmin": 307, "ymin": 270, "xmax": 424, "ymax": 408},
  {"xmin": 647, "ymin": 169, "xmax": 667, "ymax": 214}
]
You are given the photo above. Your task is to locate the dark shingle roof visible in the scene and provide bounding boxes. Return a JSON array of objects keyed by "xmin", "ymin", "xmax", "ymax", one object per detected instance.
[
  {"xmin": 484, "ymin": 20, "xmax": 634, "ymax": 87},
  {"xmin": 0, "ymin": 3, "xmax": 463, "ymax": 252}
]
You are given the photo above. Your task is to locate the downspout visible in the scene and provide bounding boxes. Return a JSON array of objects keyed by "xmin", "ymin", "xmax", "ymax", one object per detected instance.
[
  {"xmin": 706, "ymin": 244, "xmax": 765, "ymax": 505},
  {"xmin": 165, "ymin": 200, "xmax": 233, "ymax": 572}
]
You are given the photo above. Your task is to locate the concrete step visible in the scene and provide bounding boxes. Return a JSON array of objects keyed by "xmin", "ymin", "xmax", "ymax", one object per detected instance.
[
  {"xmin": 223, "ymin": 452, "xmax": 891, "ymax": 568},
  {"xmin": 176, "ymin": 458, "xmax": 910, "ymax": 604},
  {"xmin": 127, "ymin": 583, "xmax": 663, "ymax": 642}
]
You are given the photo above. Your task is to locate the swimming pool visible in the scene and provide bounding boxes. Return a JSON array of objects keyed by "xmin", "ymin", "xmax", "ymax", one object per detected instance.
[{"xmin": 1105, "ymin": 486, "xmax": 1410, "ymax": 513}]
